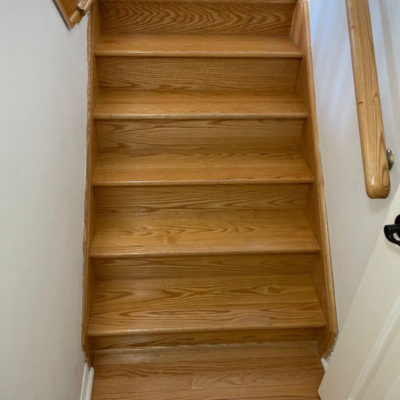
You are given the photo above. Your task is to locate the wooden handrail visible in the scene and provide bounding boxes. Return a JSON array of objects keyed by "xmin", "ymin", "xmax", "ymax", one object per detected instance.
[{"xmin": 345, "ymin": 0, "xmax": 390, "ymax": 199}]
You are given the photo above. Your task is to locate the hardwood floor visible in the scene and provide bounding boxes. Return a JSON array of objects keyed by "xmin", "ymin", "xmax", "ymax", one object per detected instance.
[
  {"xmin": 83, "ymin": 0, "xmax": 337, "ymax": 397},
  {"xmin": 91, "ymin": 342, "xmax": 324, "ymax": 399},
  {"xmin": 96, "ymin": 34, "xmax": 303, "ymax": 57}
]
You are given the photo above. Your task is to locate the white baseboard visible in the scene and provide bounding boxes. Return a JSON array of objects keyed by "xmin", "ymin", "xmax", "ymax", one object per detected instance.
[
  {"xmin": 321, "ymin": 358, "xmax": 329, "ymax": 371},
  {"xmin": 80, "ymin": 363, "xmax": 94, "ymax": 400}
]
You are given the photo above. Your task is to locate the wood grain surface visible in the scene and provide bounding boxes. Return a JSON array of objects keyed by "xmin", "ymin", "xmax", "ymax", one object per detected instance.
[
  {"xmin": 94, "ymin": 184, "xmax": 310, "ymax": 213},
  {"xmin": 96, "ymin": 56, "xmax": 300, "ymax": 92},
  {"xmin": 91, "ymin": 342, "xmax": 323, "ymax": 399},
  {"xmin": 93, "ymin": 253, "xmax": 317, "ymax": 280},
  {"xmin": 95, "ymin": 118, "xmax": 304, "ymax": 153},
  {"xmin": 91, "ymin": 209, "xmax": 320, "ymax": 257},
  {"xmin": 94, "ymin": 90, "xmax": 308, "ymax": 119},
  {"xmin": 82, "ymin": 2, "xmax": 336, "ymax": 395},
  {"xmin": 98, "ymin": 1, "xmax": 296, "ymax": 35},
  {"xmin": 345, "ymin": 0, "xmax": 390, "ymax": 198},
  {"xmin": 89, "ymin": 274, "xmax": 326, "ymax": 335},
  {"xmin": 96, "ymin": 33, "xmax": 303, "ymax": 57},
  {"xmin": 93, "ymin": 152, "xmax": 313, "ymax": 186},
  {"xmin": 91, "ymin": 327, "xmax": 321, "ymax": 351}
]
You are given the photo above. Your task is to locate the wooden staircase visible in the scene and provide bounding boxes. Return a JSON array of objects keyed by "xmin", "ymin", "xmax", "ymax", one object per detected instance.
[{"xmin": 83, "ymin": 0, "xmax": 337, "ymax": 398}]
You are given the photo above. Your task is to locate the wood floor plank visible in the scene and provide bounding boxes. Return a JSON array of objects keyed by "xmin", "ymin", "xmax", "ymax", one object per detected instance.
[
  {"xmin": 93, "ymin": 253, "xmax": 317, "ymax": 280},
  {"xmin": 90, "ymin": 209, "xmax": 320, "ymax": 257},
  {"xmin": 96, "ymin": 56, "xmax": 300, "ymax": 92},
  {"xmin": 95, "ymin": 118, "xmax": 305, "ymax": 154},
  {"xmin": 88, "ymin": 274, "xmax": 326, "ymax": 335},
  {"xmin": 98, "ymin": 1, "xmax": 297, "ymax": 36},
  {"xmin": 91, "ymin": 328, "xmax": 321, "ymax": 351},
  {"xmin": 94, "ymin": 184, "xmax": 310, "ymax": 213},
  {"xmin": 96, "ymin": 34, "xmax": 303, "ymax": 58},
  {"xmin": 93, "ymin": 152, "xmax": 313, "ymax": 186},
  {"xmin": 91, "ymin": 342, "xmax": 323, "ymax": 399},
  {"xmin": 93, "ymin": 90, "xmax": 308, "ymax": 119}
]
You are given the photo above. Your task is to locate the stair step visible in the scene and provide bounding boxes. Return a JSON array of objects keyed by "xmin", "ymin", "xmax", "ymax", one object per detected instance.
[
  {"xmin": 88, "ymin": 274, "xmax": 326, "ymax": 336},
  {"xmin": 94, "ymin": 91, "xmax": 308, "ymax": 119},
  {"xmin": 90, "ymin": 209, "xmax": 320, "ymax": 257},
  {"xmin": 96, "ymin": 34, "xmax": 303, "ymax": 58},
  {"xmin": 93, "ymin": 118, "xmax": 310, "ymax": 185},
  {"xmin": 93, "ymin": 152, "xmax": 313, "ymax": 186},
  {"xmin": 91, "ymin": 342, "xmax": 323, "ymax": 399},
  {"xmin": 93, "ymin": 253, "xmax": 318, "ymax": 280},
  {"xmin": 95, "ymin": 118, "xmax": 305, "ymax": 154},
  {"xmin": 94, "ymin": 184, "xmax": 310, "ymax": 213},
  {"xmin": 98, "ymin": 0, "xmax": 297, "ymax": 36},
  {"xmin": 96, "ymin": 55, "xmax": 300, "ymax": 93}
]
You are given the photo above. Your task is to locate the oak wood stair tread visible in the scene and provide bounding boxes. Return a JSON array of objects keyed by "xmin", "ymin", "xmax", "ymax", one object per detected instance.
[
  {"xmin": 94, "ymin": 90, "xmax": 308, "ymax": 119},
  {"xmin": 91, "ymin": 342, "xmax": 323, "ymax": 400},
  {"xmin": 90, "ymin": 209, "xmax": 320, "ymax": 257},
  {"xmin": 93, "ymin": 152, "xmax": 314, "ymax": 186},
  {"xmin": 88, "ymin": 274, "xmax": 326, "ymax": 336},
  {"xmin": 96, "ymin": 34, "xmax": 303, "ymax": 57},
  {"xmin": 98, "ymin": 0, "xmax": 298, "ymax": 37}
]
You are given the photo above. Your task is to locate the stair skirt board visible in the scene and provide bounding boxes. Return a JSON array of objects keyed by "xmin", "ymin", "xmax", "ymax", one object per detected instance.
[{"xmin": 80, "ymin": 364, "xmax": 94, "ymax": 400}]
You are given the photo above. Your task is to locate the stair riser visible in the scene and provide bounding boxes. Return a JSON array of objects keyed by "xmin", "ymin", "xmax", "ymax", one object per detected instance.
[
  {"xmin": 98, "ymin": 1, "xmax": 297, "ymax": 35},
  {"xmin": 94, "ymin": 184, "xmax": 311, "ymax": 214},
  {"xmin": 93, "ymin": 253, "xmax": 317, "ymax": 280},
  {"xmin": 91, "ymin": 328, "xmax": 322, "ymax": 352},
  {"xmin": 96, "ymin": 57, "xmax": 300, "ymax": 92},
  {"xmin": 95, "ymin": 118, "xmax": 305, "ymax": 154}
]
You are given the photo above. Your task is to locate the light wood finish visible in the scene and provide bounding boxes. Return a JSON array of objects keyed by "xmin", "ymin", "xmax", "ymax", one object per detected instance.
[
  {"xmin": 91, "ymin": 328, "xmax": 321, "ymax": 351},
  {"xmin": 89, "ymin": 274, "xmax": 326, "ymax": 335},
  {"xmin": 93, "ymin": 118, "xmax": 312, "ymax": 185},
  {"xmin": 81, "ymin": 0, "xmax": 337, "ymax": 395},
  {"xmin": 94, "ymin": 90, "xmax": 308, "ymax": 119},
  {"xmin": 91, "ymin": 209, "xmax": 320, "ymax": 257},
  {"xmin": 53, "ymin": 0, "xmax": 82, "ymax": 28},
  {"xmin": 81, "ymin": 1, "xmax": 101, "ymax": 361},
  {"xmin": 94, "ymin": 184, "xmax": 310, "ymax": 213},
  {"xmin": 93, "ymin": 253, "xmax": 317, "ymax": 280},
  {"xmin": 91, "ymin": 342, "xmax": 323, "ymax": 399},
  {"xmin": 98, "ymin": 0, "xmax": 297, "ymax": 35},
  {"xmin": 96, "ymin": 34, "xmax": 303, "ymax": 57},
  {"xmin": 291, "ymin": 1, "xmax": 338, "ymax": 356},
  {"xmin": 93, "ymin": 152, "xmax": 313, "ymax": 186},
  {"xmin": 95, "ymin": 118, "xmax": 304, "ymax": 153},
  {"xmin": 97, "ymin": 56, "xmax": 300, "ymax": 92},
  {"xmin": 345, "ymin": 0, "xmax": 390, "ymax": 198}
]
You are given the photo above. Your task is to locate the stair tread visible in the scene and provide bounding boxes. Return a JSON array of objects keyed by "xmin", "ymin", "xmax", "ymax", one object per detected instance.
[
  {"xmin": 93, "ymin": 152, "xmax": 314, "ymax": 186},
  {"xmin": 92, "ymin": 342, "xmax": 323, "ymax": 399},
  {"xmin": 90, "ymin": 209, "xmax": 320, "ymax": 258},
  {"xmin": 96, "ymin": 33, "xmax": 303, "ymax": 57},
  {"xmin": 94, "ymin": 90, "xmax": 308, "ymax": 119},
  {"xmin": 89, "ymin": 274, "xmax": 326, "ymax": 336}
]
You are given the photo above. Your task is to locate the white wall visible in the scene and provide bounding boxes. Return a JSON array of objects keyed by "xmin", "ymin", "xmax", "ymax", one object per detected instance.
[
  {"xmin": 0, "ymin": 1, "xmax": 87, "ymax": 399},
  {"xmin": 309, "ymin": 0, "xmax": 400, "ymax": 328}
]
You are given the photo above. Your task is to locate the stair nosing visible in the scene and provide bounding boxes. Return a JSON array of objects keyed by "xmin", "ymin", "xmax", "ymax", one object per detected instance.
[{"xmin": 88, "ymin": 321, "xmax": 327, "ymax": 337}]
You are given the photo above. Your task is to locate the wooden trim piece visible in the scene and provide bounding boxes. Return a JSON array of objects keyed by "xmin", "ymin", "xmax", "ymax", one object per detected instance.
[
  {"xmin": 82, "ymin": 1, "xmax": 100, "ymax": 363},
  {"xmin": 53, "ymin": 0, "xmax": 95, "ymax": 29},
  {"xmin": 345, "ymin": 0, "xmax": 390, "ymax": 199},
  {"xmin": 53, "ymin": 0, "xmax": 82, "ymax": 29},
  {"xmin": 291, "ymin": 0, "xmax": 338, "ymax": 357}
]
